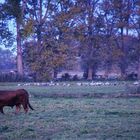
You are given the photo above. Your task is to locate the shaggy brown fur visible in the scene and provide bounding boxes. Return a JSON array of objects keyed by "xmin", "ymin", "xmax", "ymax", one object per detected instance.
[{"xmin": 0, "ymin": 89, "xmax": 34, "ymax": 114}]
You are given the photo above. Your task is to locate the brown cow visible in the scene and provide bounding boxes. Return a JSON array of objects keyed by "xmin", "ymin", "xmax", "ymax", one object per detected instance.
[{"xmin": 0, "ymin": 89, "xmax": 34, "ymax": 114}]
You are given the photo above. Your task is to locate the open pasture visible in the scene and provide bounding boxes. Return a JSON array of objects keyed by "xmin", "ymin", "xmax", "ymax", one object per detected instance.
[{"xmin": 0, "ymin": 81, "xmax": 140, "ymax": 140}]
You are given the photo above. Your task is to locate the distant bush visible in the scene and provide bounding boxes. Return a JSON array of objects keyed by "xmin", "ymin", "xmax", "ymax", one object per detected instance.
[
  {"xmin": 126, "ymin": 73, "xmax": 138, "ymax": 80},
  {"xmin": 72, "ymin": 75, "xmax": 79, "ymax": 81},
  {"xmin": 0, "ymin": 72, "xmax": 33, "ymax": 82},
  {"xmin": 61, "ymin": 73, "xmax": 71, "ymax": 81}
]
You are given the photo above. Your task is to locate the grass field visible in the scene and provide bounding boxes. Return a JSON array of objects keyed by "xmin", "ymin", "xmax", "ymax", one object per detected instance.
[{"xmin": 0, "ymin": 82, "xmax": 140, "ymax": 140}]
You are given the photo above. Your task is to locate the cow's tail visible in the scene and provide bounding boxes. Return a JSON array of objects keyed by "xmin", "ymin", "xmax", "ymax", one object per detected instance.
[
  {"xmin": 28, "ymin": 102, "xmax": 34, "ymax": 110},
  {"xmin": 27, "ymin": 92, "xmax": 34, "ymax": 110},
  {"xmin": 25, "ymin": 90, "xmax": 34, "ymax": 111}
]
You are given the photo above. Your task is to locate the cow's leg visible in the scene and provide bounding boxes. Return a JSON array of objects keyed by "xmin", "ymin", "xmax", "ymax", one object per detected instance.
[
  {"xmin": 0, "ymin": 107, "xmax": 4, "ymax": 114},
  {"xmin": 15, "ymin": 105, "xmax": 21, "ymax": 114},
  {"xmin": 22, "ymin": 103, "xmax": 28, "ymax": 113}
]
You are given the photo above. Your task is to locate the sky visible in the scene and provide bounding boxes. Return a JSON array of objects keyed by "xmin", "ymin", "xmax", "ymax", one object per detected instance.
[{"xmin": 0, "ymin": 0, "xmax": 16, "ymax": 53}]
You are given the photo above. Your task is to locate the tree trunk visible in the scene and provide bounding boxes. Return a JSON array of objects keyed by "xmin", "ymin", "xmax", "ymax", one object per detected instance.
[
  {"xmin": 104, "ymin": 67, "xmax": 110, "ymax": 79},
  {"xmin": 120, "ymin": 27, "xmax": 127, "ymax": 79},
  {"xmin": 87, "ymin": 65, "xmax": 93, "ymax": 80},
  {"xmin": 53, "ymin": 69, "xmax": 58, "ymax": 80},
  {"xmin": 16, "ymin": 22, "xmax": 23, "ymax": 76},
  {"xmin": 120, "ymin": 63, "xmax": 126, "ymax": 80},
  {"xmin": 104, "ymin": 62, "xmax": 112, "ymax": 79}
]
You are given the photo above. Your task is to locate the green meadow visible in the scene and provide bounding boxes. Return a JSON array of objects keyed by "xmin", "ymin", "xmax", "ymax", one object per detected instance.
[{"xmin": 0, "ymin": 81, "xmax": 140, "ymax": 140}]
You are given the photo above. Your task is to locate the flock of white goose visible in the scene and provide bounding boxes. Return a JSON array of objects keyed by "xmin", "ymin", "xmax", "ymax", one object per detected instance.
[{"xmin": 17, "ymin": 81, "xmax": 140, "ymax": 87}]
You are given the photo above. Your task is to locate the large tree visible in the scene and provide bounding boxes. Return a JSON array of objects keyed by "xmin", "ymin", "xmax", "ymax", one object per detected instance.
[
  {"xmin": 100, "ymin": 0, "xmax": 136, "ymax": 79},
  {"xmin": 2, "ymin": 0, "xmax": 24, "ymax": 76},
  {"xmin": 23, "ymin": 0, "xmax": 79, "ymax": 80},
  {"xmin": 74, "ymin": 0, "xmax": 103, "ymax": 80}
]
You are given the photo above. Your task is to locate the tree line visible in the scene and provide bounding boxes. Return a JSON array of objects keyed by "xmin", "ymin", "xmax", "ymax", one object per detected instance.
[{"xmin": 0, "ymin": 0, "xmax": 140, "ymax": 81}]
